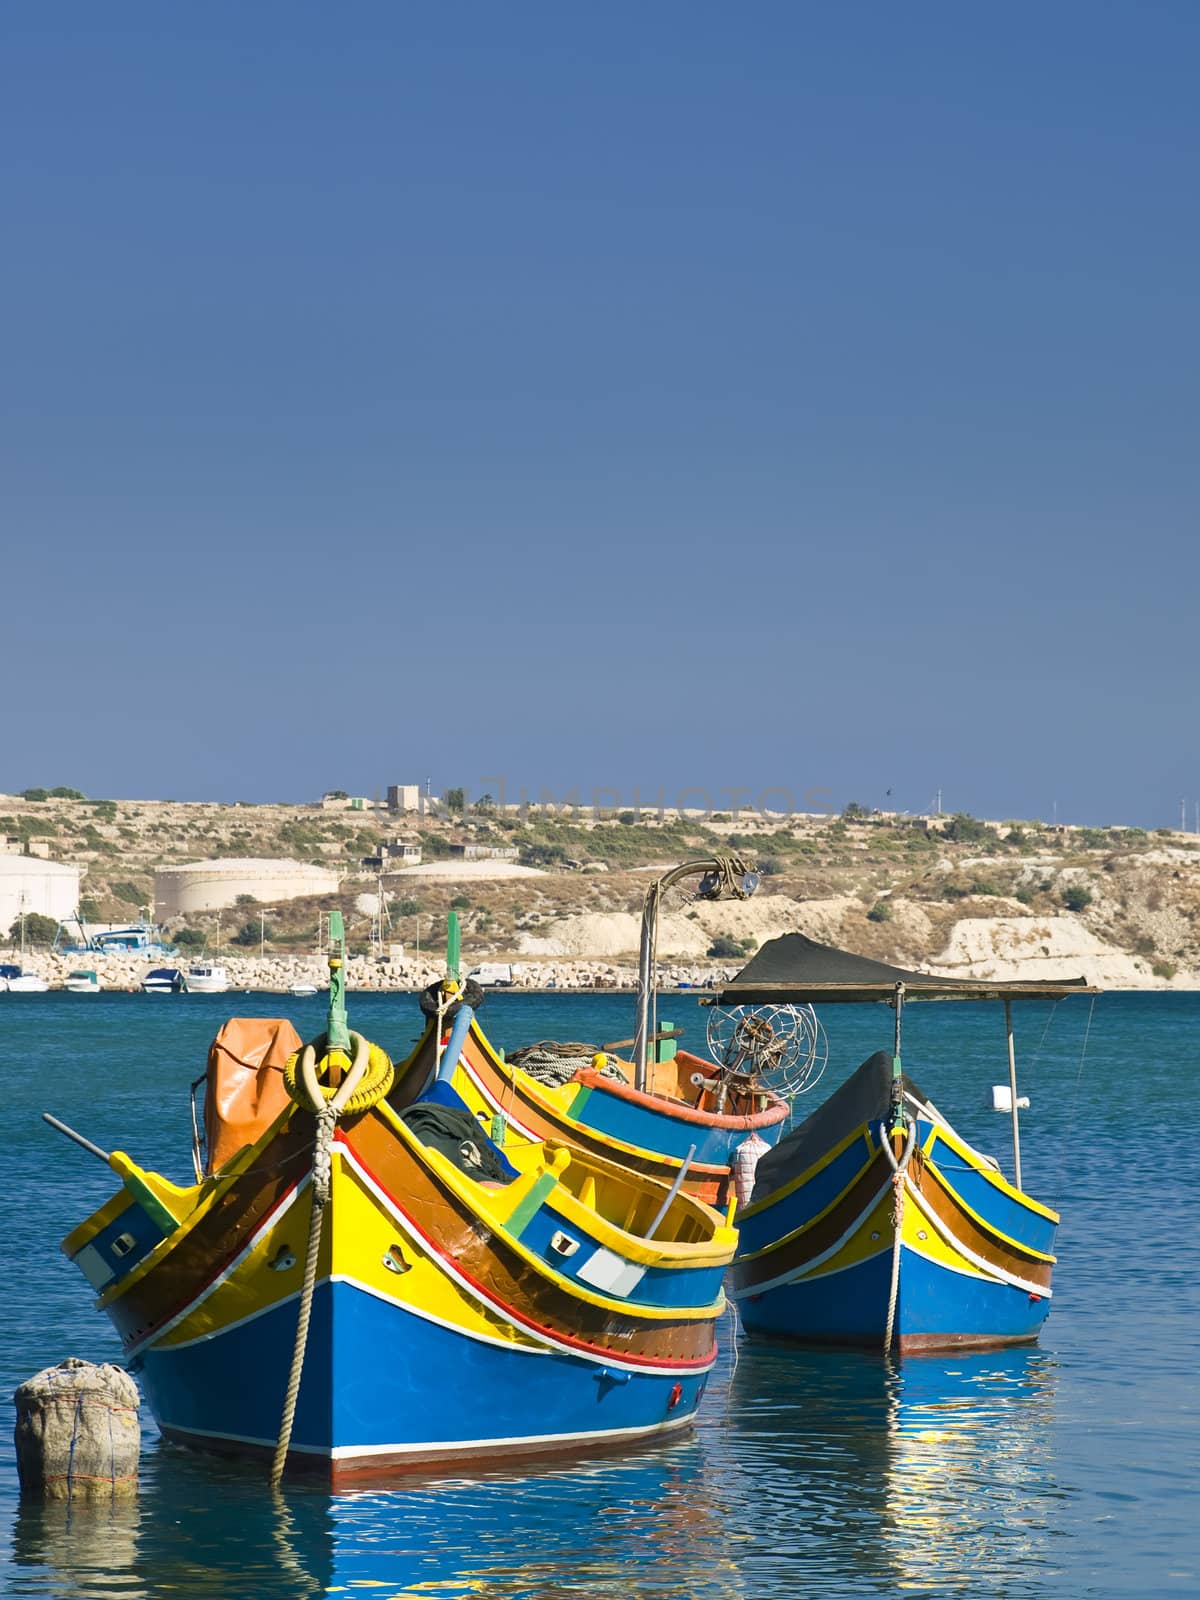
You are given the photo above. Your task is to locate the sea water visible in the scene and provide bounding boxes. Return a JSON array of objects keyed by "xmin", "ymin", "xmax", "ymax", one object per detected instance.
[{"xmin": 1, "ymin": 989, "xmax": 1196, "ymax": 1598}]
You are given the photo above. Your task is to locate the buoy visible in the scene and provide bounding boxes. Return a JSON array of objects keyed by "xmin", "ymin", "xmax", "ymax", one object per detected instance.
[
  {"xmin": 13, "ymin": 1359, "xmax": 140, "ymax": 1500},
  {"xmin": 990, "ymin": 1085, "xmax": 1030, "ymax": 1112},
  {"xmin": 731, "ymin": 1133, "xmax": 771, "ymax": 1207}
]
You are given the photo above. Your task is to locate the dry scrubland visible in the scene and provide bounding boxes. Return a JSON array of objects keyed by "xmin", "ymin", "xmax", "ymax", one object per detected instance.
[{"xmin": 3, "ymin": 792, "xmax": 1200, "ymax": 990}]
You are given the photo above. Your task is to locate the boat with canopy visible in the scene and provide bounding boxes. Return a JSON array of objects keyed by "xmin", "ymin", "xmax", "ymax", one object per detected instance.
[{"xmin": 718, "ymin": 933, "xmax": 1098, "ymax": 1354}]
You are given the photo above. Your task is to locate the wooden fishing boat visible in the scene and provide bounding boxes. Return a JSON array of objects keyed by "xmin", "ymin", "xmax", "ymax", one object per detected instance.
[
  {"xmin": 51, "ymin": 918, "xmax": 735, "ymax": 1485},
  {"xmin": 393, "ymin": 1006, "xmax": 792, "ymax": 1208},
  {"xmin": 402, "ymin": 868, "xmax": 794, "ymax": 1207},
  {"xmin": 718, "ymin": 934, "xmax": 1097, "ymax": 1355}
]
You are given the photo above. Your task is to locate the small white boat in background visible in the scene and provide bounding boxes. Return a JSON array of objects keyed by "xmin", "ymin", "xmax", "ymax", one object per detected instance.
[
  {"xmin": 142, "ymin": 967, "xmax": 186, "ymax": 994},
  {"xmin": 64, "ymin": 969, "xmax": 103, "ymax": 995},
  {"xmin": 4, "ymin": 968, "xmax": 51, "ymax": 993},
  {"xmin": 185, "ymin": 963, "xmax": 229, "ymax": 994},
  {"xmin": 288, "ymin": 981, "xmax": 320, "ymax": 996}
]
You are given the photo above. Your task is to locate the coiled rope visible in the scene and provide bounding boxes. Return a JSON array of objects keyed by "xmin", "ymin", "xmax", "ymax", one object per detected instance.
[
  {"xmin": 880, "ymin": 1117, "xmax": 917, "ymax": 1357},
  {"xmin": 269, "ymin": 1032, "xmax": 393, "ymax": 1491},
  {"xmin": 509, "ymin": 1040, "xmax": 626, "ymax": 1087}
]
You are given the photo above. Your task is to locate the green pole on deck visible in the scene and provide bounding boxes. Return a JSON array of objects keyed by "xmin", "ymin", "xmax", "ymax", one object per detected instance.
[
  {"xmin": 447, "ymin": 911, "xmax": 461, "ymax": 984},
  {"xmin": 326, "ymin": 910, "xmax": 350, "ymax": 1050}
]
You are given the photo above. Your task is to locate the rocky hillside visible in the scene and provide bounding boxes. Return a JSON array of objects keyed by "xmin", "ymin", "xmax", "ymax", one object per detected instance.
[{"xmin": 3, "ymin": 791, "xmax": 1198, "ymax": 988}]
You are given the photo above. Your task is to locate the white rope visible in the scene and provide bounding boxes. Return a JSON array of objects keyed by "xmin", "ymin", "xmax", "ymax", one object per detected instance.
[
  {"xmin": 270, "ymin": 1108, "xmax": 332, "ymax": 1492},
  {"xmin": 880, "ymin": 1118, "xmax": 917, "ymax": 1358},
  {"xmin": 270, "ymin": 1042, "xmax": 369, "ymax": 1491}
]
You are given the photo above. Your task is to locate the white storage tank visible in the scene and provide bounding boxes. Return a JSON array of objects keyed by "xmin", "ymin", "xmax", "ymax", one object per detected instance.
[
  {"xmin": 154, "ymin": 859, "xmax": 341, "ymax": 919},
  {"xmin": 0, "ymin": 856, "xmax": 83, "ymax": 931}
]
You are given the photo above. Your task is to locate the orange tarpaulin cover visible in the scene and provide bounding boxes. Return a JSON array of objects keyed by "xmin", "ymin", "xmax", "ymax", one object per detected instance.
[{"xmin": 204, "ymin": 1016, "xmax": 303, "ymax": 1175}]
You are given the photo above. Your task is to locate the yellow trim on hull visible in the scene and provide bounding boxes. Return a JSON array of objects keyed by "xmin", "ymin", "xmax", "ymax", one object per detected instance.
[
  {"xmin": 369, "ymin": 1103, "xmax": 730, "ymax": 1321},
  {"xmin": 737, "ymin": 1126, "xmax": 875, "ymax": 1221},
  {"xmin": 735, "ymin": 1150, "xmax": 879, "ymax": 1262},
  {"xmin": 920, "ymin": 1151, "xmax": 1058, "ymax": 1263},
  {"xmin": 921, "ymin": 1121, "xmax": 1060, "ymax": 1224},
  {"xmin": 156, "ymin": 1146, "xmax": 547, "ymax": 1355},
  {"xmin": 457, "ymin": 1021, "xmax": 725, "ymax": 1177},
  {"xmin": 92, "ymin": 1114, "xmax": 298, "ymax": 1311}
]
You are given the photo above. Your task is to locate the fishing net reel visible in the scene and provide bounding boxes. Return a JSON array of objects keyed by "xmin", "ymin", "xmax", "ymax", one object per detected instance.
[{"xmin": 702, "ymin": 1002, "xmax": 828, "ymax": 1103}]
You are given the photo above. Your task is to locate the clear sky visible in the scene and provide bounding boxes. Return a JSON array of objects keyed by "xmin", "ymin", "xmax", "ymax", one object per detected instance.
[{"xmin": 3, "ymin": 4, "xmax": 1197, "ymax": 827}]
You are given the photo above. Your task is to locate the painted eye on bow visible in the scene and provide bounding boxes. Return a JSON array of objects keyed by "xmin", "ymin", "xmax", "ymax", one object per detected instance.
[{"xmin": 383, "ymin": 1244, "xmax": 410, "ymax": 1275}]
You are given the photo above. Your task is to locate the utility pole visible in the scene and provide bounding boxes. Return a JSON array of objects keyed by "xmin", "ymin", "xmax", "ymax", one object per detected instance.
[
  {"xmin": 1181, "ymin": 797, "xmax": 1187, "ymax": 834},
  {"xmin": 1052, "ymin": 800, "xmax": 1057, "ymax": 827}
]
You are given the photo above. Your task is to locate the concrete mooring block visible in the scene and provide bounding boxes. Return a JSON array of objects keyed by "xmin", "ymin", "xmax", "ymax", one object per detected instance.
[{"xmin": 14, "ymin": 1358, "xmax": 140, "ymax": 1500}]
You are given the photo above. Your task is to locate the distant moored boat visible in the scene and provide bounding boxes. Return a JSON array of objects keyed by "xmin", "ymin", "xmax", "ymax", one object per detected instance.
[
  {"xmin": 142, "ymin": 967, "xmax": 186, "ymax": 994},
  {"xmin": 185, "ymin": 964, "xmax": 230, "ymax": 994},
  {"xmin": 3, "ymin": 968, "xmax": 51, "ymax": 993},
  {"xmin": 63, "ymin": 969, "xmax": 103, "ymax": 995}
]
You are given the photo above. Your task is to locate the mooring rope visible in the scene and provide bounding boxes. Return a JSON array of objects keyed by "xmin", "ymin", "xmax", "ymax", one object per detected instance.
[
  {"xmin": 1049, "ymin": 992, "xmax": 1098, "ymax": 1211},
  {"xmin": 270, "ymin": 1108, "xmax": 333, "ymax": 1492},
  {"xmin": 881, "ymin": 1118, "xmax": 917, "ymax": 1357},
  {"xmin": 270, "ymin": 1036, "xmax": 379, "ymax": 1491}
]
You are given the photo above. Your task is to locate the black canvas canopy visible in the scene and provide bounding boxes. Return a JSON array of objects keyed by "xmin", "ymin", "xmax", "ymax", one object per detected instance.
[{"xmin": 717, "ymin": 932, "xmax": 1098, "ymax": 1005}]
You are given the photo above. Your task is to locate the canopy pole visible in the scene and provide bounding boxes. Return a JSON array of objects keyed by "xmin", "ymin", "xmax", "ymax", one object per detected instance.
[
  {"xmin": 633, "ymin": 856, "xmax": 757, "ymax": 1092},
  {"xmin": 1005, "ymin": 998, "xmax": 1023, "ymax": 1190}
]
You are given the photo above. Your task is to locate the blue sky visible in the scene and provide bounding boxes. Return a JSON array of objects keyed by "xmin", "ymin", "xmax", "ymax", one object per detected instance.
[{"xmin": 3, "ymin": 5, "xmax": 1197, "ymax": 826}]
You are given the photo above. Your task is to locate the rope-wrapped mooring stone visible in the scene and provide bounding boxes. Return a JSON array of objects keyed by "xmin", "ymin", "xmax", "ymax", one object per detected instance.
[{"xmin": 14, "ymin": 1359, "xmax": 140, "ymax": 1500}]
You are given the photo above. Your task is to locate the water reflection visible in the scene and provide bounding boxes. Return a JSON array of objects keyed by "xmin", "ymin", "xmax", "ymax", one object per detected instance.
[
  {"xmin": 11, "ymin": 1497, "xmax": 145, "ymax": 1599},
  {"xmin": 5, "ymin": 1346, "xmax": 1060, "ymax": 1599},
  {"xmin": 9, "ymin": 1452, "xmax": 334, "ymax": 1600},
  {"xmin": 881, "ymin": 1349, "xmax": 1060, "ymax": 1593},
  {"xmin": 327, "ymin": 1443, "xmax": 747, "ymax": 1600},
  {"xmin": 719, "ymin": 1343, "xmax": 1060, "ymax": 1596}
]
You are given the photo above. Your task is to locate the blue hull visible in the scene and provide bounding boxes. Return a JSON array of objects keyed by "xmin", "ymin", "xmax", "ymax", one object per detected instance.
[
  {"xmin": 738, "ymin": 1247, "xmax": 1051, "ymax": 1352},
  {"xmin": 573, "ymin": 1086, "xmax": 747, "ymax": 1168},
  {"xmin": 138, "ymin": 1277, "xmax": 711, "ymax": 1479}
]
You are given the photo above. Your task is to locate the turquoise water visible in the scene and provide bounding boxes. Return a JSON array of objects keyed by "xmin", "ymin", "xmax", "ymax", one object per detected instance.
[{"xmin": 2, "ymin": 989, "xmax": 1197, "ymax": 1597}]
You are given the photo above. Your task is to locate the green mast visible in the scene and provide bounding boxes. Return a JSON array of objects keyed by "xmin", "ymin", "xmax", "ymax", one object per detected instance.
[
  {"xmin": 326, "ymin": 910, "xmax": 350, "ymax": 1051},
  {"xmin": 446, "ymin": 910, "xmax": 461, "ymax": 984}
]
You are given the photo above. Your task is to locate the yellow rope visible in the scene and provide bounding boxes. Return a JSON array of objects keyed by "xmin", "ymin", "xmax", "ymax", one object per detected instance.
[{"xmin": 283, "ymin": 1033, "xmax": 394, "ymax": 1116}]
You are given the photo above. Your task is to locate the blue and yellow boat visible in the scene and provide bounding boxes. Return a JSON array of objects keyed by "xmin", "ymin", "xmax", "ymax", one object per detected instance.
[
  {"xmin": 399, "ymin": 1002, "xmax": 790, "ymax": 1209},
  {"xmin": 718, "ymin": 934, "xmax": 1097, "ymax": 1355},
  {"xmin": 403, "ymin": 861, "xmax": 792, "ymax": 1207},
  {"xmin": 54, "ymin": 919, "xmax": 736, "ymax": 1484}
]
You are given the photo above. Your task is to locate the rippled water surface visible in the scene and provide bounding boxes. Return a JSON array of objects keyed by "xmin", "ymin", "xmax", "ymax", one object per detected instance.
[{"xmin": 3, "ymin": 989, "xmax": 1197, "ymax": 1596}]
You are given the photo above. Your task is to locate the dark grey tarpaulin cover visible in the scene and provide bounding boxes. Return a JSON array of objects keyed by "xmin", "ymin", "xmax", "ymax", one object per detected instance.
[
  {"xmin": 751, "ymin": 1051, "xmax": 901, "ymax": 1203},
  {"xmin": 718, "ymin": 932, "xmax": 1098, "ymax": 1005}
]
